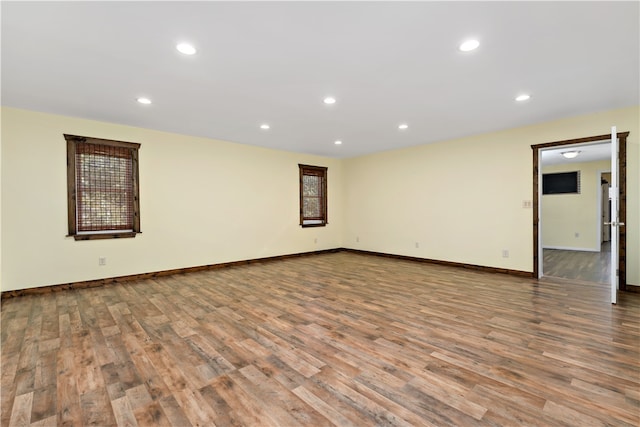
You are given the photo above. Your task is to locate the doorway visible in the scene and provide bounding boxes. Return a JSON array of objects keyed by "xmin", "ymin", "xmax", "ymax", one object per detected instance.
[
  {"xmin": 532, "ymin": 131, "xmax": 628, "ymax": 291},
  {"xmin": 600, "ymin": 171, "xmax": 611, "ymax": 245},
  {"xmin": 539, "ymin": 146, "xmax": 611, "ymax": 283}
]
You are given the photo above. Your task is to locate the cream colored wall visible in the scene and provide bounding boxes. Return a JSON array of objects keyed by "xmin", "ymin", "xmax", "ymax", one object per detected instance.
[
  {"xmin": 0, "ymin": 107, "xmax": 343, "ymax": 292},
  {"xmin": 2, "ymin": 105, "xmax": 638, "ymax": 291},
  {"xmin": 541, "ymin": 160, "xmax": 610, "ymax": 251},
  {"xmin": 343, "ymin": 129, "xmax": 534, "ymax": 272},
  {"xmin": 0, "ymin": 111, "xmax": 3, "ymax": 291},
  {"xmin": 343, "ymin": 105, "xmax": 639, "ymax": 285}
]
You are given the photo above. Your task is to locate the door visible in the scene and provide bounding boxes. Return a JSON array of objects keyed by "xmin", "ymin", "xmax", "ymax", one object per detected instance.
[{"xmin": 609, "ymin": 127, "xmax": 622, "ymax": 304}]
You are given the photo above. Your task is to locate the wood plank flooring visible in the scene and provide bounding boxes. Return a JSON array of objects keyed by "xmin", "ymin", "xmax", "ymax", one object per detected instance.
[
  {"xmin": 2, "ymin": 252, "xmax": 639, "ymax": 426},
  {"xmin": 543, "ymin": 243, "xmax": 611, "ymax": 283}
]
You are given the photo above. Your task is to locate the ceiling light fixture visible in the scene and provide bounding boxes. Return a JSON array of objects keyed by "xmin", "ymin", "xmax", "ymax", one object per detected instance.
[
  {"xmin": 398, "ymin": 123, "xmax": 409, "ymax": 130},
  {"xmin": 459, "ymin": 39, "xmax": 480, "ymax": 52},
  {"xmin": 260, "ymin": 124, "xmax": 270, "ymax": 130},
  {"xmin": 176, "ymin": 43, "xmax": 197, "ymax": 55},
  {"xmin": 136, "ymin": 97, "xmax": 152, "ymax": 105},
  {"xmin": 515, "ymin": 94, "xmax": 531, "ymax": 102},
  {"xmin": 561, "ymin": 151, "xmax": 581, "ymax": 159},
  {"xmin": 334, "ymin": 140, "xmax": 342, "ymax": 145},
  {"xmin": 323, "ymin": 96, "xmax": 336, "ymax": 105}
]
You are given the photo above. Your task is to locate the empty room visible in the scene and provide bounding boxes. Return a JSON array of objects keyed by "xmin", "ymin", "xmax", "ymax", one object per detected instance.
[{"xmin": 1, "ymin": 2, "xmax": 639, "ymax": 426}]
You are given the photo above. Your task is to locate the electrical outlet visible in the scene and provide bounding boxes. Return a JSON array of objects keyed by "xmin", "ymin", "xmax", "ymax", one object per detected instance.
[
  {"xmin": 502, "ymin": 250, "xmax": 509, "ymax": 258},
  {"xmin": 522, "ymin": 200, "xmax": 532, "ymax": 209},
  {"xmin": 98, "ymin": 257, "xmax": 107, "ymax": 266},
  {"xmin": 575, "ymin": 232, "xmax": 580, "ymax": 238},
  {"xmin": 415, "ymin": 242, "xmax": 419, "ymax": 248},
  {"xmin": 356, "ymin": 236, "xmax": 360, "ymax": 243},
  {"xmin": 314, "ymin": 237, "xmax": 318, "ymax": 244}
]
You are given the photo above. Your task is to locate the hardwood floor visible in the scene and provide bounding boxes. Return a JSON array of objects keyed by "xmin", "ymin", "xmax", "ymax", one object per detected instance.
[
  {"xmin": 2, "ymin": 252, "xmax": 639, "ymax": 426},
  {"xmin": 543, "ymin": 242, "xmax": 611, "ymax": 283}
]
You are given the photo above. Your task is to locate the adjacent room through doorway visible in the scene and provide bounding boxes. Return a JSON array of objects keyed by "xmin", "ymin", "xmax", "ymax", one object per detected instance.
[{"xmin": 540, "ymin": 141, "xmax": 611, "ymax": 283}]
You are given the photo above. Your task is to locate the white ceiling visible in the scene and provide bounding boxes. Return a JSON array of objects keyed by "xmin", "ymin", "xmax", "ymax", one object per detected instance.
[
  {"xmin": 541, "ymin": 141, "xmax": 611, "ymax": 166},
  {"xmin": 2, "ymin": 1, "xmax": 638, "ymax": 159}
]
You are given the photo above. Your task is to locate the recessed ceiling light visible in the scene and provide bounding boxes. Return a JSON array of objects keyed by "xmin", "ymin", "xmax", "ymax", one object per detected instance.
[
  {"xmin": 176, "ymin": 43, "xmax": 197, "ymax": 55},
  {"xmin": 398, "ymin": 123, "xmax": 409, "ymax": 130},
  {"xmin": 515, "ymin": 94, "xmax": 531, "ymax": 102},
  {"xmin": 136, "ymin": 97, "xmax": 152, "ymax": 105},
  {"xmin": 323, "ymin": 96, "xmax": 336, "ymax": 105},
  {"xmin": 459, "ymin": 39, "xmax": 480, "ymax": 52},
  {"xmin": 260, "ymin": 124, "xmax": 270, "ymax": 130},
  {"xmin": 334, "ymin": 140, "xmax": 342, "ymax": 145}
]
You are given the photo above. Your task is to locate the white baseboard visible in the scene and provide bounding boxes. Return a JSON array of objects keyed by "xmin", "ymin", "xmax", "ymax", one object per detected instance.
[{"xmin": 542, "ymin": 245, "xmax": 600, "ymax": 252}]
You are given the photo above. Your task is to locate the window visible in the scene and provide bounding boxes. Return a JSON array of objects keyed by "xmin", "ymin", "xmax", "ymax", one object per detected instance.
[
  {"xmin": 65, "ymin": 134, "xmax": 141, "ymax": 240},
  {"xmin": 543, "ymin": 171, "xmax": 581, "ymax": 195},
  {"xmin": 299, "ymin": 164, "xmax": 327, "ymax": 227}
]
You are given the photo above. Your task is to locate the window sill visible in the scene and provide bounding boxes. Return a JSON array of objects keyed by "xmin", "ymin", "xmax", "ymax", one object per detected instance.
[
  {"xmin": 301, "ymin": 223, "xmax": 327, "ymax": 228},
  {"xmin": 69, "ymin": 232, "xmax": 138, "ymax": 241}
]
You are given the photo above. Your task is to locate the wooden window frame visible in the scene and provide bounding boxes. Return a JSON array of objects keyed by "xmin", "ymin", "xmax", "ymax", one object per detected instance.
[
  {"xmin": 299, "ymin": 164, "xmax": 328, "ymax": 227},
  {"xmin": 65, "ymin": 134, "xmax": 141, "ymax": 241}
]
